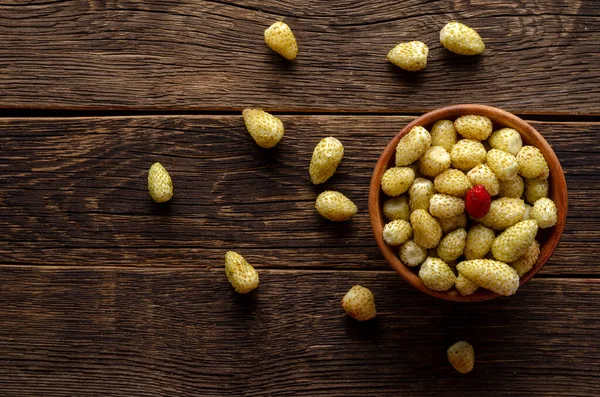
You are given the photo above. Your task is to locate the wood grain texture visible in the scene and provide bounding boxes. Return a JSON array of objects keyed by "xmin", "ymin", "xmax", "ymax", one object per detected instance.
[
  {"xmin": 0, "ymin": 267, "xmax": 598, "ymax": 396},
  {"xmin": 0, "ymin": 115, "xmax": 598, "ymax": 275},
  {"xmin": 0, "ymin": 1, "xmax": 599, "ymax": 113}
]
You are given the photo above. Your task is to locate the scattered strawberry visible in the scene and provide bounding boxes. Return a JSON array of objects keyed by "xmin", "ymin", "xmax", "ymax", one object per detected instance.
[
  {"xmin": 457, "ymin": 259, "xmax": 520, "ymax": 296},
  {"xmin": 419, "ymin": 257, "xmax": 456, "ymax": 291},
  {"xmin": 387, "ymin": 41, "xmax": 429, "ymax": 71},
  {"xmin": 491, "ymin": 220, "xmax": 539, "ymax": 262},
  {"xmin": 383, "ymin": 195, "xmax": 410, "ymax": 221},
  {"xmin": 148, "ymin": 162, "xmax": 173, "ymax": 203},
  {"xmin": 225, "ymin": 251, "xmax": 260, "ymax": 294},
  {"xmin": 440, "ymin": 21, "xmax": 485, "ymax": 56},
  {"xmin": 465, "ymin": 185, "xmax": 491, "ymax": 218},
  {"xmin": 242, "ymin": 108, "xmax": 285, "ymax": 149},
  {"xmin": 447, "ymin": 341, "xmax": 475, "ymax": 374},
  {"xmin": 264, "ymin": 21, "xmax": 298, "ymax": 60},
  {"xmin": 341, "ymin": 285, "xmax": 377, "ymax": 321},
  {"xmin": 309, "ymin": 137, "xmax": 344, "ymax": 185},
  {"xmin": 396, "ymin": 126, "xmax": 432, "ymax": 166},
  {"xmin": 381, "ymin": 167, "xmax": 416, "ymax": 196},
  {"xmin": 315, "ymin": 191, "xmax": 357, "ymax": 222},
  {"xmin": 454, "ymin": 115, "xmax": 493, "ymax": 141},
  {"xmin": 383, "ymin": 219, "xmax": 413, "ymax": 246},
  {"xmin": 411, "ymin": 209, "xmax": 443, "ymax": 249}
]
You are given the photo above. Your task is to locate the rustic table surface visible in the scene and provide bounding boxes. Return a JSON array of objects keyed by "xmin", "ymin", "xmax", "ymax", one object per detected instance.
[{"xmin": 1, "ymin": 1, "xmax": 599, "ymax": 396}]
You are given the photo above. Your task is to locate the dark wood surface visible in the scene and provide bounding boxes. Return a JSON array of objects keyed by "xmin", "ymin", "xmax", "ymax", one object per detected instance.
[
  {"xmin": 0, "ymin": 268, "xmax": 598, "ymax": 396},
  {"xmin": 1, "ymin": 1, "xmax": 599, "ymax": 114},
  {"xmin": 1, "ymin": 1, "xmax": 600, "ymax": 396}
]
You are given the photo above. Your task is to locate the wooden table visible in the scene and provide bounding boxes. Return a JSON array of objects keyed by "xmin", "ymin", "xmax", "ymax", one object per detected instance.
[{"xmin": 1, "ymin": 1, "xmax": 599, "ymax": 396}]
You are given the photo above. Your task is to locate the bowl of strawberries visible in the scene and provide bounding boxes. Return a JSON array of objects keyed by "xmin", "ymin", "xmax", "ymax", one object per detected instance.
[{"xmin": 368, "ymin": 104, "xmax": 567, "ymax": 302}]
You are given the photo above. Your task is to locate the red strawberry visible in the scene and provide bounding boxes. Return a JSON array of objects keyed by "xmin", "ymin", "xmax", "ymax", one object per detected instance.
[{"xmin": 465, "ymin": 185, "xmax": 491, "ymax": 218}]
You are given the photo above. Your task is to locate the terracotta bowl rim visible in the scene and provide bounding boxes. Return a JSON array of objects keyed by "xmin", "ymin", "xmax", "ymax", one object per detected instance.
[{"xmin": 368, "ymin": 104, "xmax": 568, "ymax": 302}]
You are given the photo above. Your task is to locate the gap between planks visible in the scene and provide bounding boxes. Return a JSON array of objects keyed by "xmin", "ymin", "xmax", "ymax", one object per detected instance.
[
  {"xmin": 0, "ymin": 110, "xmax": 599, "ymax": 123},
  {"xmin": 0, "ymin": 263, "xmax": 599, "ymax": 280}
]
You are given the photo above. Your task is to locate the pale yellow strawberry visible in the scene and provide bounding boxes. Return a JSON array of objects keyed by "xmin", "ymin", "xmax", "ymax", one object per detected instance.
[
  {"xmin": 419, "ymin": 257, "xmax": 456, "ymax": 291},
  {"xmin": 341, "ymin": 285, "xmax": 376, "ymax": 321},
  {"xmin": 450, "ymin": 139, "xmax": 487, "ymax": 171},
  {"xmin": 419, "ymin": 146, "xmax": 451, "ymax": 177},
  {"xmin": 511, "ymin": 240, "xmax": 540, "ymax": 277},
  {"xmin": 464, "ymin": 224, "xmax": 495, "ymax": 260},
  {"xmin": 430, "ymin": 120, "xmax": 457, "ymax": 152},
  {"xmin": 437, "ymin": 228, "xmax": 467, "ymax": 262},
  {"xmin": 387, "ymin": 41, "xmax": 429, "ymax": 71},
  {"xmin": 409, "ymin": 178, "xmax": 435, "ymax": 212},
  {"xmin": 242, "ymin": 108, "xmax": 285, "ymax": 149},
  {"xmin": 383, "ymin": 219, "xmax": 413, "ymax": 246},
  {"xmin": 455, "ymin": 274, "xmax": 479, "ymax": 296},
  {"xmin": 315, "ymin": 191, "xmax": 357, "ymax": 221},
  {"xmin": 309, "ymin": 137, "xmax": 344, "ymax": 185},
  {"xmin": 411, "ymin": 209, "xmax": 442, "ymax": 249},
  {"xmin": 478, "ymin": 197, "xmax": 526, "ymax": 230},
  {"xmin": 499, "ymin": 175, "xmax": 524, "ymax": 198},
  {"xmin": 486, "ymin": 149, "xmax": 519, "ymax": 181},
  {"xmin": 148, "ymin": 162, "xmax": 173, "ymax": 203},
  {"xmin": 525, "ymin": 179, "xmax": 549, "ymax": 204},
  {"xmin": 467, "ymin": 164, "xmax": 500, "ymax": 196},
  {"xmin": 440, "ymin": 21, "xmax": 485, "ymax": 55},
  {"xmin": 381, "ymin": 167, "xmax": 415, "ymax": 196},
  {"xmin": 491, "ymin": 220, "xmax": 539, "ymax": 262},
  {"xmin": 454, "ymin": 115, "xmax": 492, "ymax": 141},
  {"xmin": 447, "ymin": 341, "xmax": 475, "ymax": 374},
  {"xmin": 264, "ymin": 21, "xmax": 298, "ymax": 60},
  {"xmin": 383, "ymin": 195, "xmax": 410, "ymax": 221},
  {"xmin": 434, "ymin": 169, "xmax": 472, "ymax": 197},
  {"xmin": 396, "ymin": 126, "xmax": 432, "ymax": 166},
  {"xmin": 488, "ymin": 128, "xmax": 523, "ymax": 155},
  {"xmin": 436, "ymin": 212, "xmax": 468, "ymax": 234},
  {"xmin": 457, "ymin": 259, "xmax": 520, "ymax": 296},
  {"xmin": 517, "ymin": 146, "xmax": 550, "ymax": 179},
  {"xmin": 429, "ymin": 194, "xmax": 465, "ymax": 219},
  {"xmin": 399, "ymin": 240, "xmax": 427, "ymax": 267},
  {"xmin": 522, "ymin": 204, "xmax": 533, "ymax": 221},
  {"xmin": 531, "ymin": 197, "xmax": 557, "ymax": 228},
  {"xmin": 225, "ymin": 251, "xmax": 260, "ymax": 294}
]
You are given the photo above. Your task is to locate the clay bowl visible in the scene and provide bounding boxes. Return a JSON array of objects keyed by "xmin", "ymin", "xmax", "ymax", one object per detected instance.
[{"xmin": 368, "ymin": 104, "xmax": 567, "ymax": 302}]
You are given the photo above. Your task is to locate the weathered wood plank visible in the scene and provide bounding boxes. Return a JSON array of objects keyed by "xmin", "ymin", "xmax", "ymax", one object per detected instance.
[
  {"xmin": 0, "ymin": 267, "xmax": 597, "ymax": 396},
  {"xmin": 0, "ymin": 115, "xmax": 598, "ymax": 274},
  {"xmin": 0, "ymin": 1, "xmax": 599, "ymax": 113}
]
